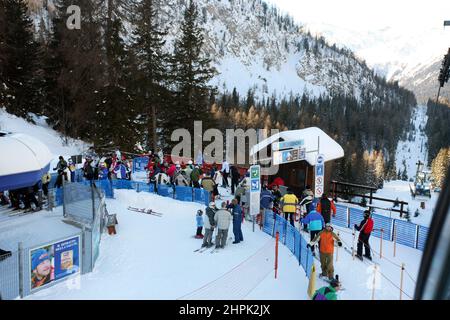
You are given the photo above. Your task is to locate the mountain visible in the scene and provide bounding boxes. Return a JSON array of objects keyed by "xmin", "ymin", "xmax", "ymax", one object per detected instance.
[
  {"xmin": 302, "ymin": 22, "xmax": 450, "ymax": 104},
  {"xmin": 27, "ymin": 0, "xmax": 411, "ymax": 104}
]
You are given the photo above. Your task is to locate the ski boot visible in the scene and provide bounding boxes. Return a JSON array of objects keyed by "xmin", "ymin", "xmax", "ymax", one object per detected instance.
[
  {"xmin": 355, "ymin": 254, "xmax": 363, "ymax": 261},
  {"xmin": 364, "ymin": 255, "xmax": 372, "ymax": 261}
]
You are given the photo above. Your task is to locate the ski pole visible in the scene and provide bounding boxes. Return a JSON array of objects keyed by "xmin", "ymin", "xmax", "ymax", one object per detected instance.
[
  {"xmin": 352, "ymin": 226, "xmax": 356, "ymax": 260},
  {"xmin": 336, "ymin": 232, "xmax": 340, "ymax": 262}
]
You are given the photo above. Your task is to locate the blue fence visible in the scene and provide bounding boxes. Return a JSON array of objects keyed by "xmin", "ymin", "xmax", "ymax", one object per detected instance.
[
  {"xmin": 263, "ymin": 212, "xmax": 313, "ymax": 278},
  {"xmin": 52, "ymin": 179, "xmax": 210, "ymax": 208},
  {"xmin": 334, "ymin": 204, "xmax": 429, "ymax": 251}
]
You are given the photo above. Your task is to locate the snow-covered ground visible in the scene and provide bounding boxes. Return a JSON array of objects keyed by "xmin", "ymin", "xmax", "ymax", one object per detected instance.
[
  {"xmin": 1, "ymin": 187, "xmax": 419, "ymax": 300},
  {"xmin": 368, "ymin": 180, "xmax": 439, "ymax": 226},
  {"xmin": 395, "ymin": 105, "xmax": 429, "ymax": 179},
  {"xmin": 0, "ymin": 108, "xmax": 89, "ymax": 169},
  {"xmin": 365, "ymin": 105, "xmax": 437, "ymax": 227}
]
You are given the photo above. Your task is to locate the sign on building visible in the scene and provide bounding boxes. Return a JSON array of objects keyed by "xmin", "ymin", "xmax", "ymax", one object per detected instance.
[
  {"xmin": 272, "ymin": 139, "xmax": 304, "ymax": 151},
  {"xmin": 249, "ymin": 165, "xmax": 261, "ymax": 216},
  {"xmin": 315, "ymin": 154, "xmax": 325, "ymax": 198},
  {"xmin": 272, "ymin": 147, "xmax": 306, "ymax": 165}
]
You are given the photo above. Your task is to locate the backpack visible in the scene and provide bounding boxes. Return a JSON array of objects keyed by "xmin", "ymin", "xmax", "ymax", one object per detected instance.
[{"xmin": 312, "ymin": 287, "xmax": 332, "ymax": 300}]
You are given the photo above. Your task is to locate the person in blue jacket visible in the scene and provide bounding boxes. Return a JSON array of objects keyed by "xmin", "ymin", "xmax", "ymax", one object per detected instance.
[
  {"xmin": 300, "ymin": 209, "xmax": 325, "ymax": 255},
  {"xmin": 260, "ymin": 185, "xmax": 274, "ymax": 226},
  {"xmin": 195, "ymin": 210, "xmax": 204, "ymax": 239},
  {"xmin": 228, "ymin": 198, "xmax": 244, "ymax": 244}
]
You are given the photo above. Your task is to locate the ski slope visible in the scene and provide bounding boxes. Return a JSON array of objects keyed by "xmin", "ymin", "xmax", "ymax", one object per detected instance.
[{"xmin": 13, "ymin": 187, "xmax": 422, "ymax": 300}]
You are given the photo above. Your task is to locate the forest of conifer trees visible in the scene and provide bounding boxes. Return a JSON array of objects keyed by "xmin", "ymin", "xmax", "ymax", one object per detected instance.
[{"xmin": 0, "ymin": 0, "xmax": 421, "ymax": 188}]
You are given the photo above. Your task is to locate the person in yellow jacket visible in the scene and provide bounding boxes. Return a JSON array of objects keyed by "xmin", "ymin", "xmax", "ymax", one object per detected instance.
[
  {"xmin": 280, "ymin": 188, "xmax": 298, "ymax": 226},
  {"xmin": 41, "ymin": 172, "xmax": 51, "ymax": 197}
]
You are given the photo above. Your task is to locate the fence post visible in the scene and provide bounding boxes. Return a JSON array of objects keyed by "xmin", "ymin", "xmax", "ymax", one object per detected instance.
[
  {"xmin": 393, "ymin": 224, "xmax": 397, "ymax": 258},
  {"xmin": 346, "ymin": 207, "xmax": 350, "ymax": 228},
  {"xmin": 352, "ymin": 226, "xmax": 356, "ymax": 260},
  {"xmin": 283, "ymin": 219, "xmax": 287, "ymax": 245},
  {"xmin": 18, "ymin": 242, "xmax": 23, "ymax": 299},
  {"xmin": 380, "ymin": 229, "xmax": 383, "ymax": 259},
  {"xmin": 275, "ymin": 232, "xmax": 279, "ymax": 279},
  {"xmin": 415, "ymin": 225, "xmax": 419, "ymax": 249},
  {"xmin": 400, "ymin": 263, "xmax": 405, "ymax": 300}
]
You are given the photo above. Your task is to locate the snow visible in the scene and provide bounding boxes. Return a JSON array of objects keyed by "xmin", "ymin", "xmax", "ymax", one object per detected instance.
[
  {"xmin": 21, "ymin": 189, "xmax": 310, "ymax": 300},
  {"xmin": 0, "ymin": 108, "xmax": 90, "ymax": 165},
  {"xmin": 365, "ymin": 180, "xmax": 438, "ymax": 227},
  {"xmin": 395, "ymin": 105, "xmax": 429, "ymax": 179},
  {"xmin": 0, "ymin": 187, "xmax": 419, "ymax": 300}
]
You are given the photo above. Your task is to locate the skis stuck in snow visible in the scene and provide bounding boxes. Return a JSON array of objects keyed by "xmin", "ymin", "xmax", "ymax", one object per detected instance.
[{"xmin": 127, "ymin": 206, "xmax": 163, "ymax": 217}]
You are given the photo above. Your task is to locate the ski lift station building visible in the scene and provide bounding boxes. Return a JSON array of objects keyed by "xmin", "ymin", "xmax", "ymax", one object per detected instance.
[
  {"xmin": 250, "ymin": 127, "xmax": 344, "ymax": 195},
  {"xmin": 0, "ymin": 131, "xmax": 53, "ymax": 191}
]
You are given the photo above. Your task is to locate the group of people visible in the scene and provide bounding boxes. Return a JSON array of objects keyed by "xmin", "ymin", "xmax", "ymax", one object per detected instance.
[
  {"xmin": 257, "ymin": 182, "xmax": 375, "ymax": 300},
  {"xmin": 195, "ymin": 198, "xmax": 244, "ymax": 249}
]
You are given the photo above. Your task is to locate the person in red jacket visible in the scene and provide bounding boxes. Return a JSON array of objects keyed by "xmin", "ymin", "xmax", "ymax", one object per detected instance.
[{"xmin": 354, "ymin": 210, "xmax": 374, "ymax": 261}]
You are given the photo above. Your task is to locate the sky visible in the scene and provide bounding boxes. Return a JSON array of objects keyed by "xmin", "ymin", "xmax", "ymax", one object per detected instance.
[
  {"xmin": 266, "ymin": 0, "xmax": 450, "ymax": 32},
  {"xmin": 266, "ymin": 0, "xmax": 450, "ymax": 78}
]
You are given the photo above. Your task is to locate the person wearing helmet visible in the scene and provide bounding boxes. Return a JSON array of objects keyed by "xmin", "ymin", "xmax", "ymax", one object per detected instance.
[
  {"xmin": 308, "ymin": 223, "xmax": 342, "ymax": 281},
  {"xmin": 195, "ymin": 210, "xmax": 204, "ymax": 239},
  {"xmin": 312, "ymin": 275, "xmax": 342, "ymax": 300},
  {"xmin": 354, "ymin": 210, "xmax": 374, "ymax": 261},
  {"xmin": 300, "ymin": 210, "xmax": 325, "ymax": 256},
  {"xmin": 202, "ymin": 202, "xmax": 217, "ymax": 248}
]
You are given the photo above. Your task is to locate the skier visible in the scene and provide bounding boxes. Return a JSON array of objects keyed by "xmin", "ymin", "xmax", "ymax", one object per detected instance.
[
  {"xmin": 221, "ymin": 159, "xmax": 230, "ymax": 188},
  {"xmin": 354, "ymin": 210, "xmax": 374, "ymax": 261},
  {"xmin": 190, "ymin": 165, "xmax": 202, "ymax": 189},
  {"xmin": 214, "ymin": 202, "xmax": 233, "ymax": 248},
  {"xmin": 174, "ymin": 167, "xmax": 189, "ymax": 186},
  {"xmin": 308, "ymin": 223, "xmax": 342, "ymax": 281},
  {"xmin": 195, "ymin": 210, "xmax": 204, "ymax": 239},
  {"xmin": 300, "ymin": 209, "xmax": 325, "ymax": 256},
  {"xmin": 280, "ymin": 189, "xmax": 299, "ymax": 226},
  {"xmin": 260, "ymin": 185, "xmax": 274, "ymax": 227},
  {"xmin": 312, "ymin": 276, "xmax": 342, "ymax": 300},
  {"xmin": 271, "ymin": 184, "xmax": 282, "ymax": 210},
  {"xmin": 299, "ymin": 190, "xmax": 314, "ymax": 230},
  {"xmin": 0, "ymin": 191, "xmax": 9, "ymax": 206},
  {"xmin": 67, "ymin": 158, "xmax": 76, "ymax": 182},
  {"xmin": 228, "ymin": 198, "xmax": 244, "ymax": 244},
  {"xmin": 202, "ymin": 202, "xmax": 217, "ymax": 248},
  {"xmin": 41, "ymin": 172, "xmax": 51, "ymax": 198},
  {"xmin": 83, "ymin": 157, "xmax": 95, "ymax": 181},
  {"xmin": 230, "ymin": 165, "xmax": 240, "ymax": 195},
  {"xmin": 316, "ymin": 193, "xmax": 337, "ymax": 224},
  {"xmin": 53, "ymin": 156, "xmax": 68, "ymax": 188},
  {"xmin": 113, "ymin": 161, "xmax": 128, "ymax": 180}
]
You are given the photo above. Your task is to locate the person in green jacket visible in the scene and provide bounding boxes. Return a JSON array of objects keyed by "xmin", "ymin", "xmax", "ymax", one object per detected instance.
[
  {"xmin": 191, "ymin": 165, "xmax": 203, "ymax": 189},
  {"xmin": 312, "ymin": 277, "xmax": 341, "ymax": 300}
]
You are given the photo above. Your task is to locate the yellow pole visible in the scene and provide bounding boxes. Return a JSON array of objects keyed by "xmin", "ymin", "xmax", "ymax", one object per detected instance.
[{"xmin": 307, "ymin": 264, "xmax": 316, "ymax": 299}]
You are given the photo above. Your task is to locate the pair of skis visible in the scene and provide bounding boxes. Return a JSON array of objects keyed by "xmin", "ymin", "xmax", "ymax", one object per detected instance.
[
  {"xmin": 127, "ymin": 206, "xmax": 163, "ymax": 217},
  {"xmin": 194, "ymin": 237, "xmax": 233, "ymax": 253}
]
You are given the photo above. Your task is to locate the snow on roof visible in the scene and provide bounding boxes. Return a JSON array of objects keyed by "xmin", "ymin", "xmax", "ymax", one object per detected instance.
[
  {"xmin": 0, "ymin": 132, "xmax": 53, "ymax": 176},
  {"xmin": 250, "ymin": 127, "xmax": 344, "ymax": 166}
]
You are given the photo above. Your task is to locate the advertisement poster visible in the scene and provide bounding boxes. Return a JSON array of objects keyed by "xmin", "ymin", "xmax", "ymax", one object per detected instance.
[{"xmin": 30, "ymin": 236, "xmax": 80, "ymax": 292}]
